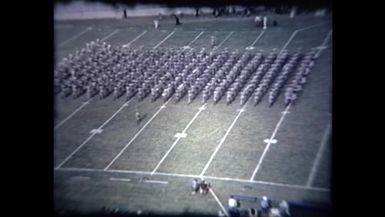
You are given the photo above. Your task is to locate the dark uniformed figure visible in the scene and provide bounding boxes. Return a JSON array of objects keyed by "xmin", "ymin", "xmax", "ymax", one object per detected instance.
[
  {"xmin": 199, "ymin": 179, "xmax": 210, "ymax": 195},
  {"xmin": 172, "ymin": 14, "xmax": 181, "ymax": 25}
]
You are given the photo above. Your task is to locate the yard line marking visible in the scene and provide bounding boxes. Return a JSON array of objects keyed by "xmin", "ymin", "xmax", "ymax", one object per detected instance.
[
  {"xmin": 55, "ymin": 168, "xmax": 330, "ymax": 192},
  {"xmin": 279, "ymin": 22, "xmax": 328, "ymax": 55},
  {"xmin": 101, "ymin": 29, "xmax": 119, "ymax": 41},
  {"xmin": 182, "ymin": 104, "xmax": 207, "ymax": 133},
  {"xmin": 55, "ymin": 99, "xmax": 133, "ymax": 169},
  {"xmin": 153, "ymin": 31, "xmax": 176, "ymax": 49},
  {"xmin": 110, "ymin": 177, "xmax": 131, "ymax": 182},
  {"xmin": 150, "ymin": 137, "xmax": 181, "ymax": 175},
  {"xmin": 97, "ymin": 100, "xmax": 131, "ymax": 130},
  {"xmin": 151, "ymin": 104, "xmax": 207, "ymax": 175},
  {"xmin": 315, "ymin": 30, "xmax": 332, "ymax": 56},
  {"xmin": 123, "ymin": 30, "xmax": 147, "ymax": 47},
  {"xmin": 209, "ymin": 188, "xmax": 229, "ymax": 217},
  {"xmin": 59, "ymin": 27, "xmax": 92, "ymax": 47},
  {"xmin": 199, "ymin": 99, "xmax": 252, "ymax": 177},
  {"xmin": 54, "ymin": 99, "xmax": 92, "ymax": 130},
  {"xmin": 55, "ymin": 133, "xmax": 97, "ymax": 169},
  {"xmin": 250, "ymin": 104, "xmax": 291, "ymax": 181},
  {"xmin": 104, "ymin": 99, "xmax": 172, "ymax": 171},
  {"xmin": 249, "ymin": 30, "xmax": 266, "ymax": 47},
  {"xmin": 212, "ymin": 31, "xmax": 234, "ymax": 51},
  {"xmin": 306, "ymin": 121, "xmax": 331, "ymax": 187},
  {"xmin": 143, "ymin": 180, "xmax": 169, "ymax": 185},
  {"xmin": 200, "ymin": 108, "xmax": 245, "ymax": 177},
  {"xmin": 248, "ymin": 24, "xmax": 331, "ymax": 180},
  {"xmin": 186, "ymin": 31, "xmax": 205, "ymax": 47},
  {"xmin": 297, "ymin": 22, "xmax": 328, "ymax": 32}
]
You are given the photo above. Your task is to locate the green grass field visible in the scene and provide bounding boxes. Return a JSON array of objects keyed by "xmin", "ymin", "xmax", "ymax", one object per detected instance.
[{"xmin": 54, "ymin": 13, "xmax": 332, "ymax": 216}]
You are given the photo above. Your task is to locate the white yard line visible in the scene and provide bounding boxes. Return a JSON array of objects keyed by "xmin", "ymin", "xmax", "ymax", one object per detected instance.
[
  {"xmin": 151, "ymin": 104, "xmax": 207, "ymax": 175},
  {"xmin": 54, "ymin": 99, "xmax": 92, "ymax": 130},
  {"xmin": 279, "ymin": 22, "xmax": 328, "ymax": 54},
  {"xmin": 249, "ymin": 104, "xmax": 291, "ymax": 181},
  {"xmin": 249, "ymin": 23, "xmax": 331, "ymax": 180},
  {"xmin": 58, "ymin": 27, "xmax": 92, "ymax": 47},
  {"xmin": 249, "ymin": 30, "xmax": 266, "ymax": 47},
  {"xmin": 199, "ymin": 108, "xmax": 245, "ymax": 177},
  {"xmin": 55, "ymin": 167, "xmax": 330, "ymax": 192},
  {"xmin": 181, "ymin": 104, "xmax": 207, "ymax": 133},
  {"xmin": 186, "ymin": 31, "xmax": 205, "ymax": 47},
  {"xmin": 104, "ymin": 99, "xmax": 172, "ymax": 171},
  {"xmin": 315, "ymin": 30, "xmax": 332, "ymax": 56},
  {"xmin": 123, "ymin": 30, "xmax": 147, "ymax": 47},
  {"xmin": 150, "ymin": 137, "xmax": 182, "ymax": 175},
  {"xmin": 298, "ymin": 22, "xmax": 328, "ymax": 32},
  {"xmin": 101, "ymin": 29, "xmax": 119, "ymax": 41},
  {"xmin": 97, "ymin": 100, "xmax": 131, "ymax": 130},
  {"xmin": 210, "ymin": 188, "xmax": 230, "ymax": 217},
  {"xmin": 212, "ymin": 31, "xmax": 234, "ymax": 51},
  {"xmin": 199, "ymin": 98, "xmax": 250, "ymax": 177},
  {"xmin": 153, "ymin": 31, "xmax": 176, "ymax": 49},
  {"xmin": 54, "ymin": 99, "xmax": 133, "ymax": 169},
  {"xmin": 306, "ymin": 121, "xmax": 331, "ymax": 187},
  {"xmin": 55, "ymin": 133, "xmax": 98, "ymax": 169}
]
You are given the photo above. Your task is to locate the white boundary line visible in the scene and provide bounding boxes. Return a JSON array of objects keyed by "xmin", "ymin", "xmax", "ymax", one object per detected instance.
[
  {"xmin": 209, "ymin": 188, "xmax": 229, "ymax": 217},
  {"xmin": 250, "ymin": 104, "xmax": 291, "ymax": 181},
  {"xmin": 153, "ymin": 31, "xmax": 176, "ymax": 49},
  {"xmin": 54, "ymin": 99, "xmax": 92, "ymax": 130},
  {"xmin": 123, "ymin": 30, "xmax": 147, "ymax": 47},
  {"xmin": 186, "ymin": 31, "xmax": 205, "ymax": 47},
  {"xmin": 213, "ymin": 31, "xmax": 234, "ymax": 51},
  {"xmin": 104, "ymin": 99, "xmax": 172, "ymax": 171},
  {"xmin": 58, "ymin": 27, "xmax": 92, "ymax": 47},
  {"xmin": 154, "ymin": 171, "xmax": 198, "ymax": 179},
  {"xmin": 249, "ymin": 30, "xmax": 266, "ymax": 47},
  {"xmin": 306, "ymin": 121, "xmax": 331, "ymax": 187},
  {"xmin": 55, "ymin": 167, "xmax": 330, "ymax": 192},
  {"xmin": 101, "ymin": 29, "xmax": 119, "ymax": 41},
  {"xmin": 151, "ymin": 104, "xmax": 207, "ymax": 175},
  {"xmin": 55, "ymin": 99, "xmax": 133, "ymax": 169}
]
